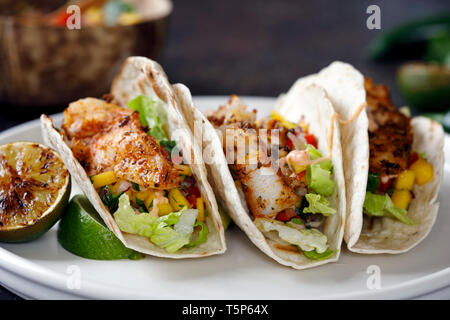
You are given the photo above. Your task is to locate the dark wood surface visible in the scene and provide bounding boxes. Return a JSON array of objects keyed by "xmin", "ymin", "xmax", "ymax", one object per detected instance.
[{"xmin": 1, "ymin": 0, "xmax": 449, "ymax": 300}]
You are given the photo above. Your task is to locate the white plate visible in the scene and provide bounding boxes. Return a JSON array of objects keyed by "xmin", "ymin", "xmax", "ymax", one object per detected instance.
[{"xmin": 1, "ymin": 96, "xmax": 449, "ymax": 300}]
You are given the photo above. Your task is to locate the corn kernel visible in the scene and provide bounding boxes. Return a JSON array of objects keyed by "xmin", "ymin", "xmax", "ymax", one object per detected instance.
[
  {"xmin": 158, "ymin": 202, "xmax": 174, "ymax": 216},
  {"xmin": 169, "ymin": 189, "xmax": 190, "ymax": 210},
  {"xmin": 92, "ymin": 171, "xmax": 117, "ymax": 189},
  {"xmin": 410, "ymin": 158, "xmax": 434, "ymax": 186},
  {"xmin": 174, "ymin": 164, "xmax": 192, "ymax": 176},
  {"xmin": 392, "ymin": 189, "xmax": 412, "ymax": 210},
  {"xmin": 395, "ymin": 170, "xmax": 415, "ymax": 190},
  {"xmin": 196, "ymin": 197, "xmax": 205, "ymax": 222}
]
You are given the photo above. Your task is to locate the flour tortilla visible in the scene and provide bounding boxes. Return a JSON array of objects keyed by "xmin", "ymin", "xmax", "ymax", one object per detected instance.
[
  {"xmin": 177, "ymin": 82, "xmax": 346, "ymax": 269},
  {"xmin": 41, "ymin": 57, "xmax": 226, "ymax": 258},
  {"xmin": 294, "ymin": 61, "xmax": 445, "ymax": 254}
]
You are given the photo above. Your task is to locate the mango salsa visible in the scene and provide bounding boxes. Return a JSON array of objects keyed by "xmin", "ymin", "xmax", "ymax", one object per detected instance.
[
  {"xmin": 174, "ymin": 164, "xmax": 192, "ymax": 176},
  {"xmin": 392, "ymin": 189, "xmax": 412, "ymax": 210},
  {"xmin": 144, "ymin": 191, "xmax": 155, "ymax": 209},
  {"xmin": 168, "ymin": 189, "xmax": 190, "ymax": 210},
  {"xmin": 270, "ymin": 110, "xmax": 297, "ymax": 129},
  {"xmin": 410, "ymin": 158, "xmax": 434, "ymax": 186},
  {"xmin": 270, "ymin": 110, "xmax": 285, "ymax": 122},
  {"xmin": 298, "ymin": 122, "xmax": 309, "ymax": 133},
  {"xmin": 291, "ymin": 162, "xmax": 307, "ymax": 174},
  {"xmin": 395, "ymin": 170, "xmax": 415, "ymax": 190},
  {"xmin": 92, "ymin": 171, "xmax": 117, "ymax": 189},
  {"xmin": 196, "ymin": 197, "xmax": 205, "ymax": 222},
  {"xmin": 158, "ymin": 202, "xmax": 174, "ymax": 216},
  {"xmin": 135, "ymin": 190, "xmax": 150, "ymax": 201}
]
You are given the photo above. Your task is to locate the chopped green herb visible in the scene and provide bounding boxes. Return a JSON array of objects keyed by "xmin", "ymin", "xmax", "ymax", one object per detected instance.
[
  {"xmin": 160, "ymin": 140, "xmax": 177, "ymax": 154},
  {"xmin": 367, "ymin": 172, "xmax": 380, "ymax": 193},
  {"xmin": 101, "ymin": 186, "xmax": 123, "ymax": 212},
  {"xmin": 131, "ymin": 182, "xmax": 140, "ymax": 191}
]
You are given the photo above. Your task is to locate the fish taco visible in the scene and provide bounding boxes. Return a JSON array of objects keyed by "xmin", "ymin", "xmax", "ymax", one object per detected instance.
[
  {"xmin": 41, "ymin": 57, "xmax": 226, "ymax": 258},
  {"xmin": 294, "ymin": 61, "xmax": 445, "ymax": 254},
  {"xmin": 176, "ymin": 82, "xmax": 346, "ymax": 269}
]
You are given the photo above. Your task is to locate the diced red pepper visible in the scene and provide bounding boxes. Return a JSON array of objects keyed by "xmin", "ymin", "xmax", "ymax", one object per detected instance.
[
  {"xmin": 304, "ymin": 134, "xmax": 318, "ymax": 148},
  {"xmin": 275, "ymin": 208, "xmax": 297, "ymax": 222},
  {"xmin": 182, "ymin": 185, "xmax": 201, "ymax": 207},
  {"xmin": 377, "ymin": 178, "xmax": 393, "ymax": 193},
  {"xmin": 297, "ymin": 170, "xmax": 306, "ymax": 181},
  {"xmin": 286, "ymin": 137, "xmax": 293, "ymax": 150},
  {"xmin": 408, "ymin": 152, "xmax": 419, "ymax": 167}
]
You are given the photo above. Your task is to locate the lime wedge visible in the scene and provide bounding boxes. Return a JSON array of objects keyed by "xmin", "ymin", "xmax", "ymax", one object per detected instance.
[{"xmin": 58, "ymin": 195, "xmax": 144, "ymax": 260}]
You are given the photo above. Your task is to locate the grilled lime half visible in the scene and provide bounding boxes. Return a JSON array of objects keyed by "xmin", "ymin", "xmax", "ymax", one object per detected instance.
[{"xmin": 0, "ymin": 142, "xmax": 71, "ymax": 242}]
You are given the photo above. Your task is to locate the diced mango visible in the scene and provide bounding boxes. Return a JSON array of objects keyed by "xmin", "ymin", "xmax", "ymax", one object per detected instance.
[
  {"xmin": 298, "ymin": 122, "xmax": 309, "ymax": 133},
  {"xmin": 169, "ymin": 189, "xmax": 190, "ymax": 210},
  {"xmin": 395, "ymin": 170, "xmax": 415, "ymax": 190},
  {"xmin": 270, "ymin": 110, "xmax": 285, "ymax": 122},
  {"xmin": 282, "ymin": 121, "xmax": 298, "ymax": 129},
  {"xmin": 290, "ymin": 162, "xmax": 307, "ymax": 174},
  {"xmin": 110, "ymin": 180, "xmax": 122, "ymax": 194},
  {"xmin": 92, "ymin": 171, "xmax": 117, "ymax": 189},
  {"xmin": 410, "ymin": 158, "xmax": 434, "ymax": 186},
  {"xmin": 174, "ymin": 164, "xmax": 192, "ymax": 176},
  {"xmin": 392, "ymin": 189, "xmax": 412, "ymax": 210},
  {"xmin": 135, "ymin": 190, "xmax": 149, "ymax": 201},
  {"xmin": 196, "ymin": 197, "xmax": 205, "ymax": 222},
  {"xmin": 158, "ymin": 202, "xmax": 174, "ymax": 216}
]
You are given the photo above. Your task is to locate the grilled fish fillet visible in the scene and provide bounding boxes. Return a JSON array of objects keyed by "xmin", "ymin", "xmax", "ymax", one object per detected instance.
[
  {"xmin": 209, "ymin": 95, "xmax": 300, "ymax": 217},
  {"xmin": 365, "ymin": 78, "xmax": 412, "ymax": 178},
  {"xmin": 62, "ymin": 98, "xmax": 180, "ymax": 189}
]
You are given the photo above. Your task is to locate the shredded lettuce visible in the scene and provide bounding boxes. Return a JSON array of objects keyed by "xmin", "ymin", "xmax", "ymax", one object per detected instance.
[
  {"xmin": 307, "ymin": 144, "xmax": 322, "ymax": 160},
  {"xmin": 303, "ymin": 193, "xmax": 336, "ymax": 216},
  {"xmin": 254, "ymin": 218, "xmax": 329, "ymax": 254},
  {"xmin": 152, "ymin": 208, "xmax": 198, "ymax": 253},
  {"xmin": 306, "ymin": 164, "xmax": 335, "ymax": 197},
  {"xmin": 113, "ymin": 194, "xmax": 206, "ymax": 253},
  {"xmin": 186, "ymin": 221, "xmax": 209, "ymax": 248},
  {"xmin": 363, "ymin": 192, "xmax": 414, "ymax": 225},
  {"xmin": 128, "ymin": 95, "xmax": 168, "ymax": 142},
  {"xmin": 113, "ymin": 194, "xmax": 156, "ymax": 237},
  {"xmin": 306, "ymin": 144, "xmax": 333, "ymax": 171}
]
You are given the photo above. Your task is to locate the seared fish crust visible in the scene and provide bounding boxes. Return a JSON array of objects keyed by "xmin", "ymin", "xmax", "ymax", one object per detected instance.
[
  {"xmin": 365, "ymin": 78, "xmax": 413, "ymax": 177},
  {"xmin": 62, "ymin": 98, "xmax": 180, "ymax": 189}
]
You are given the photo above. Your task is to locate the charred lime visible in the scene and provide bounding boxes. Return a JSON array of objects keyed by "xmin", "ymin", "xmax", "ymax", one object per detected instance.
[{"xmin": 0, "ymin": 142, "xmax": 71, "ymax": 242}]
